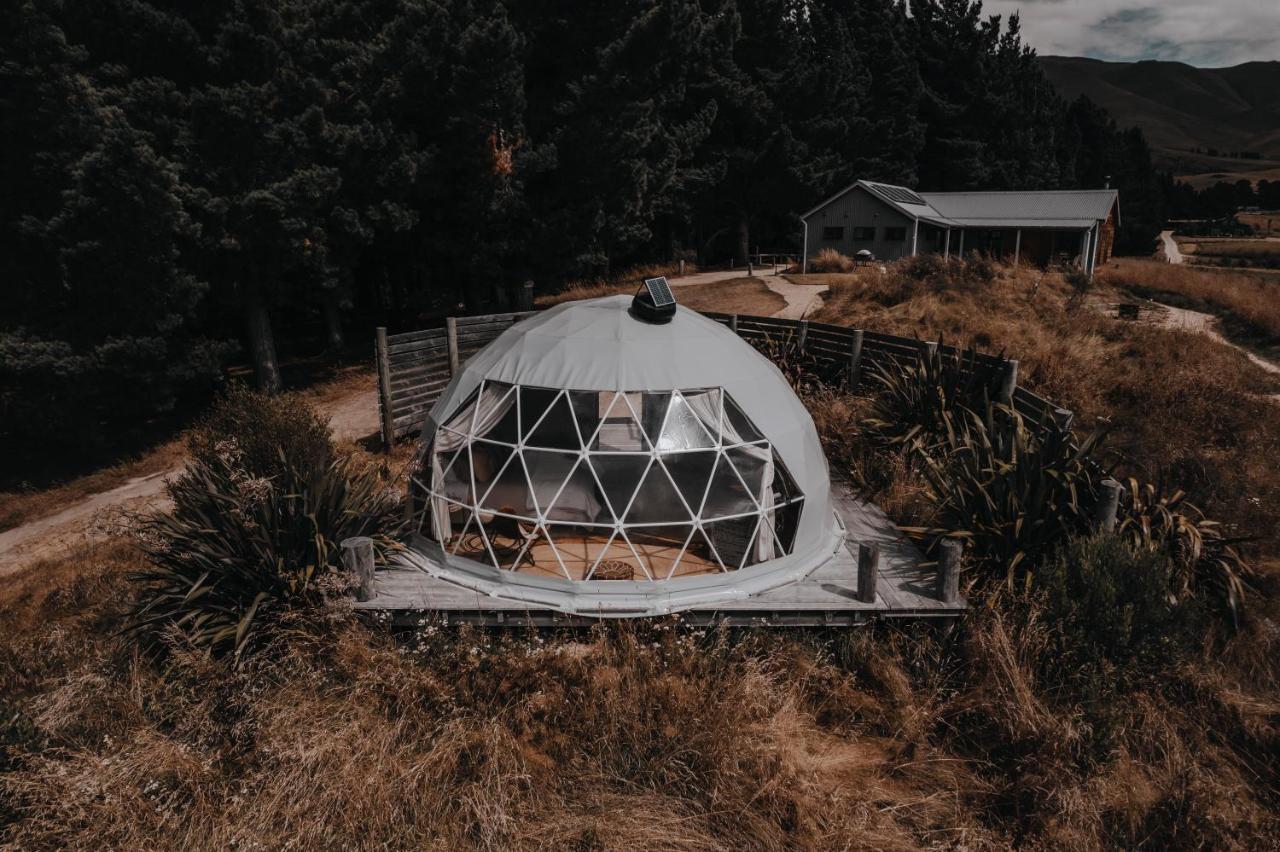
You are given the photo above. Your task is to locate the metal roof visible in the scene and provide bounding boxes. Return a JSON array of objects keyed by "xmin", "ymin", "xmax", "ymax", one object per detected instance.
[
  {"xmin": 801, "ymin": 180, "xmax": 1118, "ymax": 230},
  {"xmin": 921, "ymin": 189, "xmax": 1119, "ymax": 228}
]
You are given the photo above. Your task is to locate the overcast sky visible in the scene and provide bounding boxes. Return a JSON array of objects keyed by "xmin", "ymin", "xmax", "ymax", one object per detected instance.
[{"xmin": 979, "ymin": 0, "xmax": 1280, "ymax": 67}]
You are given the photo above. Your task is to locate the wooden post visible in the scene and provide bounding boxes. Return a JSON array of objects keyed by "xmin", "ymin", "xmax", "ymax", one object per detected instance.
[
  {"xmin": 446, "ymin": 316, "xmax": 459, "ymax": 373},
  {"xmin": 1094, "ymin": 479, "xmax": 1122, "ymax": 531},
  {"xmin": 520, "ymin": 280, "xmax": 534, "ymax": 311},
  {"xmin": 1013, "ymin": 228, "xmax": 1022, "ymax": 266},
  {"xmin": 798, "ymin": 320, "xmax": 808, "ymax": 352},
  {"xmin": 997, "ymin": 358, "xmax": 1018, "ymax": 406},
  {"xmin": 342, "ymin": 536, "xmax": 376, "ymax": 602},
  {"xmin": 729, "ymin": 314, "xmax": 739, "ymax": 334},
  {"xmin": 747, "ymin": 261, "xmax": 753, "ymax": 276},
  {"xmin": 375, "ymin": 327, "xmax": 395, "ymax": 449},
  {"xmin": 857, "ymin": 542, "xmax": 879, "ymax": 604},
  {"xmin": 848, "ymin": 329, "xmax": 864, "ymax": 389},
  {"xmin": 678, "ymin": 259, "xmax": 686, "ymax": 276},
  {"xmin": 1053, "ymin": 407, "xmax": 1074, "ymax": 433},
  {"xmin": 936, "ymin": 539, "xmax": 961, "ymax": 604}
]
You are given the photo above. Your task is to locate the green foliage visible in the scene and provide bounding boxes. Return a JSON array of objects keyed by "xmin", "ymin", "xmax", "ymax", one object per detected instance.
[
  {"xmin": 864, "ymin": 342, "xmax": 988, "ymax": 451},
  {"xmin": 187, "ymin": 383, "xmax": 333, "ymax": 482},
  {"xmin": 904, "ymin": 401, "xmax": 1104, "ymax": 583},
  {"xmin": 1116, "ymin": 477, "xmax": 1252, "ymax": 625},
  {"xmin": 1038, "ymin": 533, "xmax": 1202, "ymax": 678},
  {"xmin": 127, "ymin": 395, "xmax": 403, "ymax": 661}
]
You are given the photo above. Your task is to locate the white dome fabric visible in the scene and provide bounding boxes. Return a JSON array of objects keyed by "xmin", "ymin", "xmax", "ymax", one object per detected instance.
[{"xmin": 408, "ymin": 296, "xmax": 843, "ymax": 616}]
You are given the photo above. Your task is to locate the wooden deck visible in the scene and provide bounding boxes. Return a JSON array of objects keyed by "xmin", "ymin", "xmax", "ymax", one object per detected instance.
[{"xmin": 353, "ymin": 481, "xmax": 965, "ymax": 627}]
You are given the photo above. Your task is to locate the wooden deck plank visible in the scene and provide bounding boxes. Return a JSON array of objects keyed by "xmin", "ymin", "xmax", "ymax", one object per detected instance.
[{"xmin": 353, "ymin": 479, "xmax": 964, "ymax": 623}]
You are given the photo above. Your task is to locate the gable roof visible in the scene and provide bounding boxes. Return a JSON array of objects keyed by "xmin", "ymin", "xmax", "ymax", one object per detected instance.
[{"xmin": 801, "ymin": 180, "xmax": 1118, "ymax": 229}]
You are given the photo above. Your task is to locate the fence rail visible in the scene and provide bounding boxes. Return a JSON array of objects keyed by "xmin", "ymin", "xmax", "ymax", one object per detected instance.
[{"xmin": 375, "ymin": 310, "xmax": 1065, "ymax": 447}]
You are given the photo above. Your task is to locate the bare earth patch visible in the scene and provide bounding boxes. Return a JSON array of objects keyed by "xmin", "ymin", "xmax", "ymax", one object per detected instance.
[{"xmin": 670, "ymin": 276, "xmax": 787, "ymax": 316}]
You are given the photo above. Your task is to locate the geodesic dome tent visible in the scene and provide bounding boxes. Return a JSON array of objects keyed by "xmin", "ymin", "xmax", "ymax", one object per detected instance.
[{"xmin": 407, "ymin": 295, "xmax": 844, "ymax": 616}]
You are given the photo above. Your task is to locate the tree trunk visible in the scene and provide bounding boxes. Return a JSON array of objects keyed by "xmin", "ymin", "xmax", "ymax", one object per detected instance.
[
  {"xmin": 321, "ymin": 289, "xmax": 345, "ymax": 355},
  {"xmin": 736, "ymin": 215, "xmax": 750, "ymax": 267},
  {"xmin": 244, "ymin": 282, "xmax": 282, "ymax": 394}
]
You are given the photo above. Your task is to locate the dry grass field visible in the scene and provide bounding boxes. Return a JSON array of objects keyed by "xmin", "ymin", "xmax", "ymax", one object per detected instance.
[
  {"xmin": 1099, "ymin": 258, "xmax": 1280, "ymax": 340},
  {"xmin": 4, "ymin": 258, "xmax": 1280, "ymax": 849}
]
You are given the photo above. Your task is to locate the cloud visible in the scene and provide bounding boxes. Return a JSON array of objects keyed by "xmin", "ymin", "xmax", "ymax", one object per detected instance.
[{"xmin": 979, "ymin": 0, "xmax": 1280, "ymax": 66}]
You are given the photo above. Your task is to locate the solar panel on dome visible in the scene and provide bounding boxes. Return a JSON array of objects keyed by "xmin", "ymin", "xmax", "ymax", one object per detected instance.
[{"xmin": 644, "ymin": 276, "xmax": 676, "ymax": 307}]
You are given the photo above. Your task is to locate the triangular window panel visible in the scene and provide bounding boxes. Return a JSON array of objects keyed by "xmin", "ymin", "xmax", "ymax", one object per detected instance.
[
  {"xmin": 525, "ymin": 390, "xmax": 580, "ymax": 450},
  {"xmin": 543, "ymin": 457, "xmax": 609, "ymax": 525},
  {"xmin": 481, "ymin": 512, "xmax": 539, "ymax": 571},
  {"xmin": 440, "ymin": 444, "xmax": 473, "ymax": 505},
  {"xmin": 637, "ymin": 392, "xmax": 672, "ymax": 444},
  {"xmin": 532, "ymin": 524, "xmax": 574, "ymax": 580},
  {"xmin": 595, "ymin": 392, "xmax": 649, "ymax": 452},
  {"xmin": 773, "ymin": 497, "xmax": 804, "ymax": 555},
  {"xmin": 722, "ymin": 394, "xmax": 765, "ymax": 445},
  {"xmin": 655, "ymin": 391, "xmax": 717, "ymax": 451},
  {"xmin": 471, "ymin": 440, "xmax": 518, "ymax": 506},
  {"xmin": 477, "ymin": 448, "xmax": 535, "ymax": 518},
  {"xmin": 518, "ymin": 386, "xmax": 560, "ymax": 443},
  {"xmin": 568, "ymin": 390, "xmax": 603, "ymax": 448},
  {"xmin": 700, "ymin": 452, "xmax": 758, "ymax": 520},
  {"xmin": 723, "ymin": 444, "xmax": 771, "ymax": 506},
  {"xmin": 520, "ymin": 449, "xmax": 581, "ymax": 518},
  {"xmin": 587, "ymin": 453, "xmax": 651, "ymax": 521},
  {"xmin": 474, "ymin": 382, "xmax": 520, "ymax": 444},
  {"xmin": 658, "ymin": 450, "xmax": 717, "ymax": 515},
  {"xmin": 701, "ymin": 516, "xmax": 758, "ymax": 571},
  {"xmin": 624, "ymin": 459, "xmax": 694, "ymax": 524}
]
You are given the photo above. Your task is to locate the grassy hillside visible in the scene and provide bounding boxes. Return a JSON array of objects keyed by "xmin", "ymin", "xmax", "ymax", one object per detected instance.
[
  {"xmin": 3, "ymin": 261, "xmax": 1279, "ymax": 849},
  {"xmin": 1039, "ymin": 57, "xmax": 1280, "ymax": 180}
]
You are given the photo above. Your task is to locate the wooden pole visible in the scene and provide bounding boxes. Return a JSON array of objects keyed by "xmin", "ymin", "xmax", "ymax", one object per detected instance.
[
  {"xmin": 341, "ymin": 536, "xmax": 376, "ymax": 602},
  {"xmin": 729, "ymin": 314, "xmax": 739, "ymax": 334},
  {"xmin": 936, "ymin": 539, "xmax": 962, "ymax": 604},
  {"xmin": 848, "ymin": 329, "xmax": 864, "ymax": 389},
  {"xmin": 857, "ymin": 542, "xmax": 879, "ymax": 604},
  {"xmin": 798, "ymin": 320, "xmax": 808, "ymax": 352},
  {"xmin": 678, "ymin": 258, "xmax": 685, "ymax": 276},
  {"xmin": 375, "ymin": 327, "xmax": 395, "ymax": 449},
  {"xmin": 1013, "ymin": 229, "xmax": 1022, "ymax": 266},
  {"xmin": 943, "ymin": 229, "xmax": 951, "ymax": 261},
  {"xmin": 446, "ymin": 316, "xmax": 459, "ymax": 373},
  {"xmin": 998, "ymin": 358, "xmax": 1018, "ymax": 406},
  {"xmin": 1094, "ymin": 479, "xmax": 1122, "ymax": 531}
]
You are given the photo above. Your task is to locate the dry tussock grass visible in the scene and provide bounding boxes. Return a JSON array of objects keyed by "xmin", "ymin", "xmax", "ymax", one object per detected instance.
[
  {"xmin": 812, "ymin": 260, "xmax": 1280, "ymax": 556},
  {"xmin": 5, "ymin": 259, "xmax": 1280, "ymax": 848},
  {"xmin": 1100, "ymin": 258, "xmax": 1280, "ymax": 339},
  {"xmin": 2, "ymin": 531, "xmax": 1278, "ymax": 848},
  {"xmin": 538, "ymin": 261, "xmax": 692, "ymax": 307}
]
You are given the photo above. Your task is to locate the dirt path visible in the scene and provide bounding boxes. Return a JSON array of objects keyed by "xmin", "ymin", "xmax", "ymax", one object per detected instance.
[
  {"xmin": 0, "ymin": 386, "xmax": 379, "ymax": 576},
  {"xmin": 1159, "ymin": 230, "xmax": 1184, "ymax": 264},
  {"xmin": 1152, "ymin": 301, "xmax": 1280, "ymax": 379}
]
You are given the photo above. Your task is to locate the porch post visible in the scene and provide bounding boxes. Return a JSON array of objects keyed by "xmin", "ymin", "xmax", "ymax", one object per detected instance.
[
  {"xmin": 911, "ymin": 219, "xmax": 919, "ymax": 256},
  {"xmin": 958, "ymin": 229, "xmax": 965, "ymax": 256},
  {"xmin": 1013, "ymin": 228, "xmax": 1021, "ymax": 266}
]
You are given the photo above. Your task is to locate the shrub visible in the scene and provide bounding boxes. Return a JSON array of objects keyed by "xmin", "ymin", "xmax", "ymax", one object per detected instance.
[
  {"xmin": 187, "ymin": 383, "xmax": 333, "ymax": 480},
  {"xmin": 1038, "ymin": 532, "xmax": 1202, "ymax": 679},
  {"xmin": 809, "ymin": 247, "xmax": 855, "ymax": 273},
  {"xmin": 127, "ymin": 394, "xmax": 402, "ymax": 661},
  {"xmin": 904, "ymin": 401, "xmax": 1105, "ymax": 583},
  {"xmin": 863, "ymin": 342, "xmax": 990, "ymax": 452}
]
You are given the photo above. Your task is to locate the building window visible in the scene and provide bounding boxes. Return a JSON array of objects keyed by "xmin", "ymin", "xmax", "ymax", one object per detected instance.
[
  {"xmin": 884, "ymin": 226, "xmax": 907, "ymax": 241},
  {"xmin": 822, "ymin": 226, "xmax": 844, "ymax": 240},
  {"xmin": 852, "ymin": 226, "xmax": 875, "ymax": 241}
]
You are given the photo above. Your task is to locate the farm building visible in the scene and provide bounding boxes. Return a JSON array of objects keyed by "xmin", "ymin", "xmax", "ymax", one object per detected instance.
[{"xmin": 800, "ymin": 180, "xmax": 1119, "ymax": 273}]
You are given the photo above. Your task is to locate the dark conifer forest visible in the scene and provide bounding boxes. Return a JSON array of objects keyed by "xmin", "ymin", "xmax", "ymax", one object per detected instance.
[{"xmin": 2, "ymin": 0, "xmax": 1178, "ymax": 455}]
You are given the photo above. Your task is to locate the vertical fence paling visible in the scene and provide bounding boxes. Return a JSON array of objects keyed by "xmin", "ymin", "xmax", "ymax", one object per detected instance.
[{"xmin": 375, "ymin": 327, "xmax": 395, "ymax": 449}]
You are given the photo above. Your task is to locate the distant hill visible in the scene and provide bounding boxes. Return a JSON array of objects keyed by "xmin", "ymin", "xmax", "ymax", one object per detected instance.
[{"xmin": 1038, "ymin": 57, "xmax": 1280, "ymax": 187}]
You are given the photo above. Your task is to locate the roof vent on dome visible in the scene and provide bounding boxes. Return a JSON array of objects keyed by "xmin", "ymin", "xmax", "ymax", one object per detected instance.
[{"xmin": 631, "ymin": 276, "xmax": 677, "ymax": 324}]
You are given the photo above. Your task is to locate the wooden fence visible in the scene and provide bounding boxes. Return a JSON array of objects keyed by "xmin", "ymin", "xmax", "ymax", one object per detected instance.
[{"xmin": 375, "ymin": 310, "xmax": 1069, "ymax": 447}]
